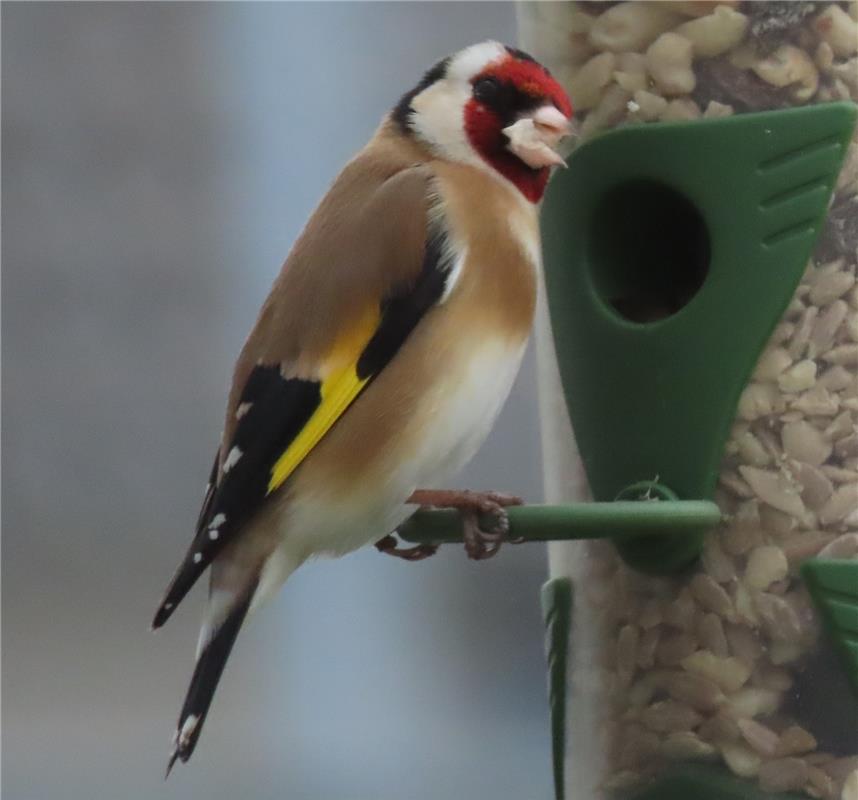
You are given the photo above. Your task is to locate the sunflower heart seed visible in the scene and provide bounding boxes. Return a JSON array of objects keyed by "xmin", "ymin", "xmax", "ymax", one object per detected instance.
[
  {"xmin": 664, "ymin": 589, "xmax": 697, "ymax": 631},
  {"xmin": 725, "ymin": 623, "xmax": 764, "ymax": 663},
  {"xmin": 819, "ymin": 483, "xmax": 858, "ymax": 524},
  {"xmin": 782, "ymin": 419, "xmax": 834, "ymax": 464},
  {"xmin": 809, "ymin": 269, "xmax": 855, "ymax": 306},
  {"xmin": 835, "ymin": 432, "xmax": 858, "ymax": 458},
  {"xmin": 818, "ymin": 365, "xmax": 853, "ymax": 391},
  {"xmin": 810, "ymin": 299, "xmax": 849, "ymax": 354},
  {"xmin": 778, "ymin": 359, "xmax": 818, "ymax": 392},
  {"xmin": 735, "ymin": 429, "xmax": 772, "ymax": 467},
  {"xmin": 744, "ymin": 545, "xmax": 788, "ymax": 590},
  {"xmin": 640, "ymin": 700, "xmax": 703, "ymax": 733},
  {"xmin": 783, "ymin": 531, "xmax": 837, "ymax": 564},
  {"xmin": 637, "ymin": 627, "xmax": 661, "ymax": 669},
  {"xmin": 739, "ymin": 466, "xmax": 806, "ymax": 516},
  {"xmin": 790, "ymin": 306, "xmax": 818, "ymax": 359},
  {"xmin": 738, "ymin": 718, "xmax": 781, "ymax": 756},
  {"xmin": 791, "ymin": 387, "xmax": 841, "ymax": 416},
  {"xmin": 754, "ymin": 591, "xmax": 804, "ymax": 640},
  {"xmin": 661, "ymin": 731, "xmax": 718, "ymax": 761},
  {"xmin": 665, "ymin": 670, "xmax": 726, "ymax": 711},
  {"xmin": 697, "ymin": 612, "xmax": 729, "ymax": 658},
  {"xmin": 754, "ymin": 346, "xmax": 793, "ymax": 381},
  {"xmin": 824, "ymin": 344, "xmax": 858, "ymax": 365},
  {"xmin": 777, "ymin": 725, "xmax": 818, "ymax": 757},
  {"xmin": 699, "ymin": 713, "xmax": 741, "ymax": 744},
  {"xmin": 681, "ymin": 651, "xmax": 751, "ymax": 693},
  {"xmin": 793, "ymin": 461, "xmax": 835, "ymax": 510},
  {"xmin": 825, "ymin": 410, "xmax": 854, "ymax": 440},
  {"xmin": 690, "ymin": 573, "xmax": 734, "ymax": 615},
  {"xmin": 720, "ymin": 741, "xmax": 762, "ymax": 778},
  {"xmin": 726, "ymin": 686, "xmax": 782, "ymax": 720},
  {"xmin": 806, "ymin": 765, "xmax": 836, "ymax": 799}
]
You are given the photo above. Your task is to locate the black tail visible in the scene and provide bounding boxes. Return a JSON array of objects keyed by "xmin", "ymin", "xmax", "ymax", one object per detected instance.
[{"xmin": 165, "ymin": 586, "xmax": 255, "ymax": 776}]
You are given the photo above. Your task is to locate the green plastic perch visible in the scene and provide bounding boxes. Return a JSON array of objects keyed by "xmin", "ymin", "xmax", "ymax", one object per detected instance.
[{"xmin": 397, "ymin": 499, "xmax": 721, "ymax": 546}]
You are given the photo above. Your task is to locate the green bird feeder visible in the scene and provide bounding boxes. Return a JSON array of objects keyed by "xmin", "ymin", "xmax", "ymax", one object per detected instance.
[{"xmin": 536, "ymin": 102, "xmax": 857, "ymax": 800}]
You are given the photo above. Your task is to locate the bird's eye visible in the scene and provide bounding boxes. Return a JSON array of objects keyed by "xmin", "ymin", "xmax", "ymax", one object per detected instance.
[{"xmin": 473, "ymin": 77, "xmax": 501, "ymax": 104}]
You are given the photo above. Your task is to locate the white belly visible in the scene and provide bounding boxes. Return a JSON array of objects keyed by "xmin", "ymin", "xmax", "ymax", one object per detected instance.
[{"xmin": 397, "ymin": 338, "xmax": 527, "ymax": 495}]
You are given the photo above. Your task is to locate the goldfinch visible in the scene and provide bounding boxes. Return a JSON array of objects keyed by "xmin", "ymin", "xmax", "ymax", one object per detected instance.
[{"xmin": 154, "ymin": 40, "xmax": 572, "ymax": 771}]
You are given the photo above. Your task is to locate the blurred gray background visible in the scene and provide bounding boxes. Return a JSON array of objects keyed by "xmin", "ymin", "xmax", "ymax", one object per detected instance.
[{"xmin": 2, "ymin": 4, "xmax": 551, "ymax": 799}]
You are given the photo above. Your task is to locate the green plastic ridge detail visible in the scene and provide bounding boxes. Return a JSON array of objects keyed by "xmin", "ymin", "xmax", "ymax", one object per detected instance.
[
  {"xmin": 541, "ymin": 578, "xmax": 572, "ymax": 800},
  {"xmin": 540, "ymin": 103, "xmax": 857, "ymax": 574},
  {"xmin": 396, "ymin": 500, "xmax": 721, "ymax": 545},
  {"xmin": 801, "ymin": 558, "xmax": 858, "ymax": 697},
  {"xmin": 618, "ymin": 764, "xmax": 808, "ymax": 800}
]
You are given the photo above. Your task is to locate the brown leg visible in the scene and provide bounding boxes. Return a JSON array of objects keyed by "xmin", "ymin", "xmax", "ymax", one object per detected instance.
[
  {"xmin": 405, "ymin": 489, "xmax": 523, "ymax": 561},
  {"xmin": 374, "ymin": 533, "xmax": 439, "ymax": 561}
]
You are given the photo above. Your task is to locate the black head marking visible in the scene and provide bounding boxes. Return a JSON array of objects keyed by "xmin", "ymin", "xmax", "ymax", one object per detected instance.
[
  {"xmin": 504, "ymin": 45, "xmax": 552, "ymax": 76},
  {"xmin": 392, "ymin": 56, "xmax": 451, "ymax": 133},
  {"xmin": 504, "ymin": 46, "xmax": 536, "ymax": 64}
]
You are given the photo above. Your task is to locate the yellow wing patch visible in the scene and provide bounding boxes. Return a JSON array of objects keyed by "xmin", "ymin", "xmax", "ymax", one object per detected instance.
[{"xmin": 266, "ymin": 307, "xmax": 379, "ymax": 494}]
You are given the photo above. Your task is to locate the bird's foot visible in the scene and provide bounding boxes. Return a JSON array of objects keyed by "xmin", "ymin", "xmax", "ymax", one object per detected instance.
[
  {"xmin": 406, "ymin": 489, "xmax": 523, "ymax": 560},
  {"xmin": 374, "ymin": 534, "xmax": 439, "ymax": 561}
]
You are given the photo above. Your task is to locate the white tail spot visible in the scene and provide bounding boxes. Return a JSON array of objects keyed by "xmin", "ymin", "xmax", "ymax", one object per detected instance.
[{"xmin": 178, "ymin": 714, "xmax": 200, "ymax": 749}]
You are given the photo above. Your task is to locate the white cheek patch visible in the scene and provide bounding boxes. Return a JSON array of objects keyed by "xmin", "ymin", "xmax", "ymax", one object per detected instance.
[
  {"xmin": 410, "ymin": 82, "xmax": 475, "ymax": 167},
  {"xmin": 409, "ymin": 40, "xmax": 507, "ymax": 171}
]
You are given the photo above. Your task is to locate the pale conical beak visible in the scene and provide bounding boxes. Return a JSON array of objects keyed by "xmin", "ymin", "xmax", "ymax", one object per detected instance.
[{"xmin": 502, "ymin": 105, "xmax": 572, "ymax": 169}]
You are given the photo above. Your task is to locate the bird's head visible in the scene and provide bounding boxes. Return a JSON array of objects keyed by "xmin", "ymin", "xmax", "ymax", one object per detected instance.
[{"xmin": 393, "ymin": 41, "xmax": 573, "ymax": 203}]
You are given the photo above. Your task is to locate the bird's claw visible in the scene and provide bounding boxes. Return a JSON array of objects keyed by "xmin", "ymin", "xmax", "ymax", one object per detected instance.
[
  {"xmin": 374, "ymin": 534, "xmax": 439, "ymax": 561},
  {"xmin": 406, "ymin": 489, "xmax": 523, "ymax": 560},
  {"xmin": 462, "ymin": 500, "xmax": 512, "ymax": 560}
]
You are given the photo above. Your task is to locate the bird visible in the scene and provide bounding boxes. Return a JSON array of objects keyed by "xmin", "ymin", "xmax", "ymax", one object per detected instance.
[{"xmin": 153, "ymin": 40, "xmax": 573, "ymax": 773}]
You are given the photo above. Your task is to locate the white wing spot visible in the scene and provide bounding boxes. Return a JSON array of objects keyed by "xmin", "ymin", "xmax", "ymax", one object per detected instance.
[
  {"xmin": 235, "ymin": 402, "xmax": 253, "ymax": 420},
  {"xmin": 209, "ymin": 513, "xmax": 226, "ymax": 528},
  {"xmin": 193, "ymin": 552, "xmax": 202, "ymax": 564},
  {"xmin": 208, "ymin": 529, "xmax": 219, "ymax": 541},
  {"xmin": 222, "ymin": 446, "xmax": 243, "ymax": 473}
]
